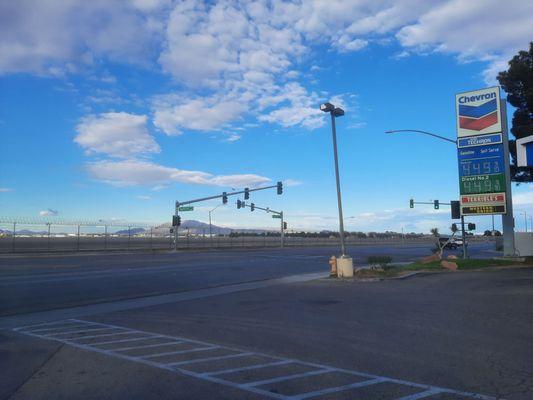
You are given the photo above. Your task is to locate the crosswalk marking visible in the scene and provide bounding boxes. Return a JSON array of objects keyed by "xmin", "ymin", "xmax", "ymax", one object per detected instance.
[{"xmin": 14, "ymin": 319, "xmax": 496, "ymax": 400}]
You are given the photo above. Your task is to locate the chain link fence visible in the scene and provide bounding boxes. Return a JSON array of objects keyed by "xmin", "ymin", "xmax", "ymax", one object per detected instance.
[{"xmin": 0, "ymin": 217, "xmax": 489, "ymax": 254}]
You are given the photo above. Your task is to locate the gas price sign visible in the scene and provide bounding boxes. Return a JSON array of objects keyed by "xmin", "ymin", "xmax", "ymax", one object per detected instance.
[{"xmin": 455, "ymin": 87, "xmax": 508, "ymax": 216}]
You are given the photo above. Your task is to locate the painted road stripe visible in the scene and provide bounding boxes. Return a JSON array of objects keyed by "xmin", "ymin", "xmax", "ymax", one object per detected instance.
[
  {"xmin": 395, "ymin": 388, "xmax": 444, "ymax": 400},
  {"xmin": 13, "ymin": 319, "xmax": 496, "ymax": 400},
  {"xmin": 111, "ymin": 340, "xmax": 182, "ymax": 352},
  {"xmin": 67, "ymin": 331, "xmax": 141, "ymax": 341},
  {"xmin": 165, "ymin": 352, "xmax": 254, "ymax": 367},
  {"xmin": 291, "ymin": 377, "xmax": 387, "ymax": 400},
  {"xmin": 90, "ymin": 335, "xmax": 164, "ymax": 347},
  {"xmin": 203, "ymin": 360, "xmax": 293, "ymax": 376},
  {"xmin": 45, "ymin": 327, "xmax": 119, "ymax": 337},
  {"xmin": 141, "ymin": 346, "xmax": 220, "ymax": 359},
  {"xmin": 23, "ymin": 323, "xmax": 98, "ymax": 333},
  {"xmin": 242, "ymin": 368, "xmax": 332, "ymax": 388}
]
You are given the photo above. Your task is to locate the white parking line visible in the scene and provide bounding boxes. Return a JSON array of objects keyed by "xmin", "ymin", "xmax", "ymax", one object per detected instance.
[
  {"xmin": 45, "ymin": 327, "xmax": 117, "ymax": 337},
  {"xmin": 396, "ymin": 388, "xmax": 445, "ymax": 400},
  {"xmin": 90, "ymin": 335, "xmax": 164, "ymax": 347},
  {"xmin": 241, "ymin": 368, "xmax": 332, "ymax": 388},
  {"xmin": 203, "ymin": 360, "xmax": 293, "ymax": 376},
  {"xmin": 13, "ymin": 319, "xmax": 497, "ymax": 400},
  {"xmin": 112, "ymin": 340, "xmax": 182, "ymax": 352},
  {"xmin": 141, "ymin": 346, "xmax": 220, "ymax": 360},
  {"xmin": 165, "ymin": 352, "xmax": 255, "ymax": 367}
]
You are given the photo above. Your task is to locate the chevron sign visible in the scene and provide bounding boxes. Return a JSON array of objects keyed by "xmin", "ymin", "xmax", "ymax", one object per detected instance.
[{"xmin": 456, "ymin": 87, "xmax": 502, "ymax": 138}]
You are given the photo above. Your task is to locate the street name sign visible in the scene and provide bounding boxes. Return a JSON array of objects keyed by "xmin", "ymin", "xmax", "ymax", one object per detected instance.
[
  {"xmin": 272, "ymin": 214, "xmax": 282, "ymax": 219},
  {"xmin": 456, "ymin": 87, "xmax": 508, "ymax": 216},
  {"xmin": 178, "ymin": 206, "xmax": 194, "ymax": 212}
]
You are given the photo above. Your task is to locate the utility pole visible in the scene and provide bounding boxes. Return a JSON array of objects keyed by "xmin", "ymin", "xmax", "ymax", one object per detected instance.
[
  {"xmin": 280, "ymin": 211, "xmax": 284, "ymax": 248},
  {"xmin": 501, "ymin": 100, "xmax": 516, "ymax": 256}
]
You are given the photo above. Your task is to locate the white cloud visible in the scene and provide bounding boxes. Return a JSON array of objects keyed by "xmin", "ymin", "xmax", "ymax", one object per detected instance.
[
  {"xmin": 224, "ymin": 134, "xmax": 242, "ymax": 142},
  {"xmin": 86, "ymin": 160, "xmax": 270, "ymax": 188},
  {"xmin": 0, "ymin": 0, "xmax": 164, "ymax": 76},
  {"xmin": 397, "ymin": 0, "xmax": 533, "ymax": 83},
  {"xmin": 284, "ymin": 179, "xmax": 303, "ymax": 187},
  {"xmin": 136, "ymin": 195, "xmax": 152, "ymax": 200},
  {"xmin": 75, "ymin": 112, "xmax": 160, "ymax": 158},
  {"xmin": 39, "ymin": 208, "xmax": 58, "ymax": 216},
  {"xmin": 0, "ymin": 187, "xmax": 14, "ymax": 192},
  {"xmin": 152, "ymin": 94, "xmax": 245, "ymax": 135}
]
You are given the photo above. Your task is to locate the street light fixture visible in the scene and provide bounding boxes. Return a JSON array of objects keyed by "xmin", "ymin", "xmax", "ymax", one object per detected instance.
[{"xmin": 321, "ymin": 102, "xmax": 348, "ymax": 259}]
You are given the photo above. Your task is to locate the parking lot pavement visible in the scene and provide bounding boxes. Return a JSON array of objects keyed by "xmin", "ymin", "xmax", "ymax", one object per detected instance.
[{"xmin": 4, "ymin": 267, "xmax": 533, "ymax": 399}]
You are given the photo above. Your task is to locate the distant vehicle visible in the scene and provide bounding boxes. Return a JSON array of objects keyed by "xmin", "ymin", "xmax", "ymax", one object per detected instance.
[{"xmin": 438, "ymin": 237, "xmax": 466, "ymax": 250}]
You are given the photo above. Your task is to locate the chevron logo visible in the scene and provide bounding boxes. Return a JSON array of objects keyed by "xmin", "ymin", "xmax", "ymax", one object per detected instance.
[{"xmin": 458, "ymin": 98, "xmax": 498, "ymax": 131}]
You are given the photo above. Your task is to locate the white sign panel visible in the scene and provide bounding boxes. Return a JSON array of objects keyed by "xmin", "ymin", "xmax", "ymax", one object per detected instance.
[{"xmin": 456, "ymin": 86, "xmax": 502, "ymax": 138}]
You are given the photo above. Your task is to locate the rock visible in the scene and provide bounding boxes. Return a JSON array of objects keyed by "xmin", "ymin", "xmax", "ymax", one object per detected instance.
[
  {"xmin": 447, "ymin": 255, "xmax": 458, "ymax": 260},
  {"xmin": 441, "ymin": 260, "xmax": 458, "ymax": 271},
  {"xmin": 420, "ymin": 254, "xmax": 440, "ymax": 264}
]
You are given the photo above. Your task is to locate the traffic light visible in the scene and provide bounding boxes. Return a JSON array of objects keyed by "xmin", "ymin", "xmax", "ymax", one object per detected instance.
[
  {"xmin": 468, "ymin": 223, "xmax": 476, "ymax": 231},
  {"xmin": 251, "ymin": 203, "xmax": 255, "ymax": 211},
  {"xmin": 222, "ymin": 192, "xmax": 228, "ymax": 204},
  {"xmin": 409, "ymin": 199, "xmax": 414, "ymax": 208},
  {"xmin": 434, "ymin": 200, "xmax": 439, "ymax": 210},
  {"xmin": 172, "ymin": 215, "xmax": 181, "ymax": 227},
  {"xmin": 277, "ymin": 181, "xmax": 283, "ymax": 195},
  {"xmin": 451, "ymin": 200, "xmax": 460, "ymax": 219},
  {"xmin": 283, "ymin": 222, "xmax": 287, "ymax": 230},
  {"xmin": 244, "ymin": 188, "xmax": 249, "ymax": 200},
  {"xmin": 237, "ymin": 200, "xmax": 242, "ymax": 209},
  {"xmin": 451, "ymin": 223, "xmax": 458, "ymax": 232}
]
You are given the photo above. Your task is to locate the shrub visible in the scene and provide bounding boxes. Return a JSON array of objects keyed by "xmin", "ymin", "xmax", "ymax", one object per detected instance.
[{"xmin": 367, "ymin": 255, "xmax": 393, "ymax": 269}]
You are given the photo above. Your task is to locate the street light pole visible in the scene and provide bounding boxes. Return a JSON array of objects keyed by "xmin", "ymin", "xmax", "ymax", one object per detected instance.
[
  {"xmin": 330, "ymin": 112, "xmax": 347, "ymax": 257},
  {"xmin": 320, "ymin": 102, "xmax": 350, "ymax": 270}
]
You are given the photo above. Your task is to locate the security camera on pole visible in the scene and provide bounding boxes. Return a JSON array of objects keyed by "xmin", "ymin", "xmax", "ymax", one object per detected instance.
[{"xmin": 320, "ymin": 102, "xmax": 353, "ymax": 277}]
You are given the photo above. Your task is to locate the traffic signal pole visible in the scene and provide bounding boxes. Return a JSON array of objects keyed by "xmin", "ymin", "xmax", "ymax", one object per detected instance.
[
  {"xmin": 238, "ymin": 202, "xmax": 285, "ymax": 248},
  {"xmin": 461, "ymin": 215, "xmax": 467, "ymax": 259}
]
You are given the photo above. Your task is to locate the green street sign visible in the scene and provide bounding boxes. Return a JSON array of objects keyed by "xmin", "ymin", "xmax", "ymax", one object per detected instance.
[
  {"xmin": 460, "ymin": 174, "xmax": 505, "ymax": 195},
  {"xmin": 272, "ymin": 214, "xmax": 282, "ymax": 219},
  {"xmin": 178, "ymin": 206, "xmax": 194, "ymax": 212}
]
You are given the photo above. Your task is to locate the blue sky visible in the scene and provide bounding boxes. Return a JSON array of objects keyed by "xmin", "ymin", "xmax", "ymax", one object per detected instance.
[{"xmin": 1, "ymin": 0, "xmax": 532, "ymax": 233}]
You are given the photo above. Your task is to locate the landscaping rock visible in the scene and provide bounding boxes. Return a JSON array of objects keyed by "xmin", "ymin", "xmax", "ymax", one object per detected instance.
[
  {"xmin": 420, "ymin": 254, "xmax": 440, "ymax": 264},
  {"xmin": 447, "ymin": 255, "xmax": 458, "ymax": 260},
  {"xmin": 441, "ymin": 260, "xmax": 458, "ymax": 271}
]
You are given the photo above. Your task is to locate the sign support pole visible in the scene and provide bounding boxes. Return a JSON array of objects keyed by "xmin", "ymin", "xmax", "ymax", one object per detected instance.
[
  {"xmin": 500, "ymin": 100, "xmax": 516, "ymax": 256},
  {"xmin": 173, "ymin": 213, "xmax": 179, "ymax": 251},
  {"xmin": 280, "ymin": 211, "xmax": 284, "ymax": 248},
  {"xmin": 461, "ymin": 216, "xmax": 467, "ymax": 259}
]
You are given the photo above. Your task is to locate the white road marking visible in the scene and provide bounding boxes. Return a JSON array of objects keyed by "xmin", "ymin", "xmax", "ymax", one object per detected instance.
[
  {"xmin": 141, "ymin": 346, "xmax": 220, "ymax": 360},
  {"xmin": 165, "ymin": 352, "xmax": 255, "ymax": 367},
  {"xmin": 203, "ymin": 360, "xmax": 293, "ymax": 376},
  {"xmin": 112, "ymin": 340, "xmax": 183, "ymax": 352},
  {"xmin": 14, "ymin": 319, "xmax": 497, "ymax": 400},
  {"xmin": 241, "ymin": 368, "xmax": 333, "ymax": 388}
]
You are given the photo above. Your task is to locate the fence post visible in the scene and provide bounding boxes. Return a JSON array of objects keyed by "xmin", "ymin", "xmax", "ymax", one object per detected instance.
[
  {"xmin": 77, "ymin": 225, "xmax": 80, "ymax": 251},
  {"xmin": 12, "ymin": 222, "xmax": 16, "ymax": 252},
  {"xmin": 187, "ymin": 228, "xmax": 190, "ymax": 248},
  {"xmin": 104, "ymin": 225, "xmax": 108, "ymax": 250},
  {"xmin": 150, "ymin": 227, "xmax": 153, "ymax": 250},
  {"xmin": 128, "ymin": 226, "xmax": 131, "ymax": 249},
  {"xmin": 47, "ymin": 223, "xmax": 51, "ymax": 251}
]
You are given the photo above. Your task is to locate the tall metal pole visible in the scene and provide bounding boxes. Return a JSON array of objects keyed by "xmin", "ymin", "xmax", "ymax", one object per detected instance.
[
  {"xmin": 173, "ymin": 213, "xmax": 179, "ymax": 251},
  {"xmin": 209, "ymin": 211, "xmax": 212, "ymax": 238},
  {"xmin": 280, "ymin": 211, "xmax": 284, "ymax": 248},
  {"xmin": 523, "ymin": 212, "xmax": 528, "ymax": 232},
  {"xmin": 330, "ymin": 113, "xmax": 347, "ymax": 257},
  {"xmin": 501, "ymin": 100, "xmax": 516, "ymax": 256},
  {"xmin": 461, "ymin": 215, "xmax": 467, "ymax": 259}
]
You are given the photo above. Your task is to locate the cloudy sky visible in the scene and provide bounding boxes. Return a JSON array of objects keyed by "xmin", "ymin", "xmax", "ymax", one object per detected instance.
[{"xmin": 1, "ymin": 0, "xmax": 532, "ymax": 233}]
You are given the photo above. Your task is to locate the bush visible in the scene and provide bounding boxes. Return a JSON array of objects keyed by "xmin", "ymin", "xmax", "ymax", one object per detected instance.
[{"xmin": 367, "ymin": 255, "xmax": 393, "ymax": 269}]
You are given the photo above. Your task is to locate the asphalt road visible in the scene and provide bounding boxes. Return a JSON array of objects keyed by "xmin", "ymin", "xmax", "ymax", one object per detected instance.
[
  {"xmin": 0, "ymin": 243, "xmax": 498, "ymax": 316},
  {"xmin": 3, "ymin": 242, "xmax": 529, "ymax": 400}
]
